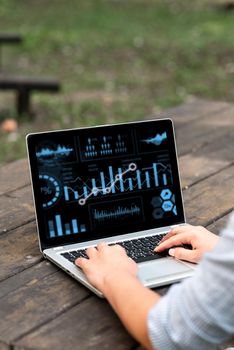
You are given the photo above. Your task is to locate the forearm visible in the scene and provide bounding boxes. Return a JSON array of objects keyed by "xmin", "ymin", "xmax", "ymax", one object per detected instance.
[{"xmin": 103, "ymin": 271, "xmax": 160, "ymax": 349}]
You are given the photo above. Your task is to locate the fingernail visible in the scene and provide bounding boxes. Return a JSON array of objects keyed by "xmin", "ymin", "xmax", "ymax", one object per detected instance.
[
  {"xmin": 169, "ymin": 248, "xmax": 175, "ymax": 257},
  {"xmin": 75, "ymin": 257, "xmax": 81, "ymax": 265}
]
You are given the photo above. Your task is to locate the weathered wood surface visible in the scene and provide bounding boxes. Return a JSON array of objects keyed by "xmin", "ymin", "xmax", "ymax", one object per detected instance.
[{"xmin": 0, "ymin": 98, "xmax": 233, "ymax": 350}]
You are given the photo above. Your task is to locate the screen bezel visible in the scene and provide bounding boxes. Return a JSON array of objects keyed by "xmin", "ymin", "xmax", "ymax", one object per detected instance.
[{"xmin": 26, "ymin": 118, "xmax": 186, "ymax": 251}]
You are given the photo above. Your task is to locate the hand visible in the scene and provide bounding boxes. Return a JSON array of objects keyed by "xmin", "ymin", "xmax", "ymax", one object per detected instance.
[
  {"xmin": 155, "ymin": 225, "xmax": 220, "ymax": 263},
  {"xmin": 75, "ymin": 242, "xmax": 138, "ymax": 294}
]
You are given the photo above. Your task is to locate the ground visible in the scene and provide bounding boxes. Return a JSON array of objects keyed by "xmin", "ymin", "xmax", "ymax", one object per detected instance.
[{"xmin": 0, "ymin": 0, "xmax": 233, "ymax": 164}]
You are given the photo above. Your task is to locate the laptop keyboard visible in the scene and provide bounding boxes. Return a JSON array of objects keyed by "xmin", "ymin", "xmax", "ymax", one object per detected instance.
[{"xmin": 61, "ymin": 233, "xmax": 168, "ymax": 264}]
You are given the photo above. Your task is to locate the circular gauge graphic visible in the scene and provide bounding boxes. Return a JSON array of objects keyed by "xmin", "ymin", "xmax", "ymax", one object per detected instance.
[{"xmin": 39, "ymin": 174, "xmax": 61, "ymax": 208}]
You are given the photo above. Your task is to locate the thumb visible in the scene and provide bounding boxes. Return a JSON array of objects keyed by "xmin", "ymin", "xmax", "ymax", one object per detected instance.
[{"xmin": 169, "ymin": 247, "xmax": 197, "ymax": 263}]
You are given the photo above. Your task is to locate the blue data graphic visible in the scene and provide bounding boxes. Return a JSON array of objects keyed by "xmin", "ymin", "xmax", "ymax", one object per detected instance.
[
  {"xmin": 141, "ymin": 132, "xmax": 167, "ymax": 146},
  {"xmin": 48, "ymin": 214, "xmax": 86, "ymax": 238},
  {"xmin": 63, "ymin": 161, "xmax": 172, "ymax": 206},
  {"xmin": 39, "ymin": 174, "xmax": 61, "ymax": 208},
  {"xmin": 78, "ymin": 131, "xmax": 134, "ymax": 161},
  {"xmin": 90, "ymin": 197, "xmax": 144, "ymax": 229},
  {"xmin": 151, "ymin": 188, "xmax": 177, "ymax": 219},
  {"xmin": 36, "ymin": 139, "xmax": 77, "ymax": 165},
  {"xmin": 63, "ymin": 163, "xmax": 137, "ymax": 205},
  {"xmin": 36, "ymin": 145, "xmax": 73, "ymax": 158},
  {"xmin": 93, "ymin": 205, "xmax": 141, "ymax": 222}
]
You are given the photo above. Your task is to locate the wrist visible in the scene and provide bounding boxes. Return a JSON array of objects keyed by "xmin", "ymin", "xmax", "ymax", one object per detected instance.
[{"xmin": 102, "ymin": 269, "xmax": 138, "ymax": 297}]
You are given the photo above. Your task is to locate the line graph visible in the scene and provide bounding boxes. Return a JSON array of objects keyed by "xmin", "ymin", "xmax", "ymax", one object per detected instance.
[
  {"xmin": 78, "ymin": 162, "xmax": 137, "ymax": 205},
  {"xmin": 63, "ymin": 161, "xmax": 172, "ymax": 206}
]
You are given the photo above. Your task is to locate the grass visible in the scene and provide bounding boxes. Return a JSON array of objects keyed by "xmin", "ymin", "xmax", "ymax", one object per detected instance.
[{"xmin": 0, "ymin": 0, "xmax": 233, "ymax": 164}]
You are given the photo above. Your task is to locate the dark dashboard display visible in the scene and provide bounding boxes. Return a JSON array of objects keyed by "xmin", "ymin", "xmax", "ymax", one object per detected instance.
[{"xmin": 27, "ymin": 119, "xmax": 185, "ymax": 249}]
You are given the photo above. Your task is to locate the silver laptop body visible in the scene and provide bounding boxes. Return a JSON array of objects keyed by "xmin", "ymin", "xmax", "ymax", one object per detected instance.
[{"xmin": 26, "ymin": 118, "xmax": 195, "ymax": 298}]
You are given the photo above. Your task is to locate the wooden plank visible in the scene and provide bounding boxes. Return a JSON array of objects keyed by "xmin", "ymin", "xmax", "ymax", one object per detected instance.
[
  {"xmin": 207, "ymin": 212, "xmax": 230, "ymax": 235},
  {"xmin": 0, "ymin": 76, "xmax": 60, "ymax": 90},
  {"xmin": 179, "ymin": 131, "xmax": 234, "ymax": 188},
  {"xmin": 158, "ymin": 98, "xmax": 229, "ymax": 125},
  {"xmin": 175, "ymin": 105, "xmax": 234, "ymax": 155},
  {"xmin": 0, "ymin": 266, "xmax": 90, "ymax": 345},
  {"xmin": 0, "ymin": 185, "xmax": 35, "ymax": 235},
  {"xmin": 0, "ymin": 158, "xmax": 30, "ymax": 195},
  {"xmin": 184, "ymin": 164, "xmax": 234, "ymax": 226},
  {"xmin": 0, "ymin": 260, "xmax": 57, "ymax": 299},
  {"xmin": 13, "ymin": 297, "xmax": 136, "ymax": 350},
  {"xmin": 0, "ymin": 221, "xmax": 41, "ymax": 282}
]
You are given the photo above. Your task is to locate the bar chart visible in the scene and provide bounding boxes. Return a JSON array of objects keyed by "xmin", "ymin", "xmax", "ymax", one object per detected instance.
[
  {"xmin": 47, "ymin": 214, "xmax": 86, "ymax": 238},
  {"xmin": 78, "ymin": 131, "xmax": 134, "ymax": 161},
  {"xmin": 63, "ymin": 161, "xmax": 172, "ymax": 205}
]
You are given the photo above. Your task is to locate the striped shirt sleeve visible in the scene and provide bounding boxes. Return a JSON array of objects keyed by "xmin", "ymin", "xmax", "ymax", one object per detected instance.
[{"xmin": 147, "ymin": 212, "xmax": 234, "ymax": 350}]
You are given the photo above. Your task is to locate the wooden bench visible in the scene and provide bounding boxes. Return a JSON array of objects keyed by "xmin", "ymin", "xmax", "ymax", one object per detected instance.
[
  {"xmin": 0, "ymin": 34, "xmax": 61, "ymax": 116},
  {"xmin": 0, "ymin": 75, "xmax": 61, "ymax": 115}
]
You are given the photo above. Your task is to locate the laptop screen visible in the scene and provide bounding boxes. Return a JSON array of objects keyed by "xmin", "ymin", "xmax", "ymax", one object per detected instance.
[{"xmin": 27, "ymin": 119, "xmax": 185, "ymax": 249}]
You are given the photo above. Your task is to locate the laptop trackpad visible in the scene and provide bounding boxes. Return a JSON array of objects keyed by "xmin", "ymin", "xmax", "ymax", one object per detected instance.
[{"xmin": 138, "ymin": 258, "xmax": 192, "ymax": 282}]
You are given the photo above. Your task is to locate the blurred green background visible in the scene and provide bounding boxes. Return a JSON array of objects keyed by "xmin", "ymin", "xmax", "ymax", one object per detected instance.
[{"xmin": 0, "ymin": 0, "xmax": 233, "ymax": 164}]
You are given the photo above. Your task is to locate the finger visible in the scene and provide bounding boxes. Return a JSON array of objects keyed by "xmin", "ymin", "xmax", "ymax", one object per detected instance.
[
  {"xmin": 160, "ymin": 225, "xmax": 191, "ymax": 243},
  {"xmin": 155, "ymin": 232, "xmax": 192, "ymax": 252},
  {"xmin": 169, "ymin": 247, "xmax": 198, "ymax": 263},
  {"xmin": 75, "ymin": 257, "xmax": 89, "ymax": 269},
  {"xmin": 160, "ymin": 230, "xmax": 178, "ymax": 243},
  {"xmin": 114, "ymin": 244, "xmax": 126, "ymax": 253},
  {"xmin": 86, "ymin": 246, "xmax": 98, "ymax": 258},
  {"xmin": 96, "ymin": 242, "xmax": 108, "ymax": 251}
]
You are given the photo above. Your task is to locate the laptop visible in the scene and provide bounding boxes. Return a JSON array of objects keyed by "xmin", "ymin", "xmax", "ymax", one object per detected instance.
[{"xmin": 26, "ymin": 118, "xmax": 195, "ymax": 297}]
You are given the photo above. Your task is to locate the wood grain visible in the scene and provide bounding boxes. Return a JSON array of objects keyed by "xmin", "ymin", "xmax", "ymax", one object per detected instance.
[
  {"xmin": 157, "ymin": 98, "xmax": 229, "ymax": 125},
  {"xmin": 0, "ymin": 265, "xmax": 90, "ymax": 344},
  {"xmin": 0, "ymin": 221, "xmax": 42, "ymax": 282},
  {"xmin": 0, "ymin": 159, "xmax": 30, "ymax": 195},
  {"xmin": 0, "ymin": 186, "xmax": 34, "ymax": 235},
  {"xmin": 14, "ymin": 297, "xmax": 136, "ymax": 350},
  {"xmin": 174, "ymin": 105, "xmax": 234, "ymax": 155},
  {"xmin": 179, "ymin": 131, "xmax": 234, "ymax": 188},
  {"xmin": 184, "ymin": 164, "xmax": 234, "ymax": 226}
]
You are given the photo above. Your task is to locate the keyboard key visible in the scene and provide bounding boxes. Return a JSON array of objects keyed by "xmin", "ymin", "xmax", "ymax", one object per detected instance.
[{"xmin": 61, "ymin": 233, "xmax": 169, "ymax": 264}]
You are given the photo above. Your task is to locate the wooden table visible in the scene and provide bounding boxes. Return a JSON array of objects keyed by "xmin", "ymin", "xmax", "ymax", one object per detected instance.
[{"xmin": 0, "ymin": 98, "xmax": 234, "ymax": 350}]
